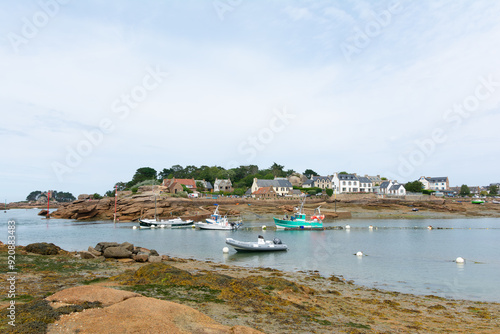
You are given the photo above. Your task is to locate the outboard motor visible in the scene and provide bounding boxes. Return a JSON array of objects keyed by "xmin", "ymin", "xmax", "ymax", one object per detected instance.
[{"xmin": 273, "ymin": 237, "xmax": 282, "ymax": 245}]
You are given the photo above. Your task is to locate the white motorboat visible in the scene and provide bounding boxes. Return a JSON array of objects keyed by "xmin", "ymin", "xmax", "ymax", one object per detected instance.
[
  {"xmin": 225, "ymin": 236, "xmax": 288, "ymax": 252},
  {"xmin": 195, "ymin": 204, "xmax": 242, "ymax": 230},
  {"xmin": 139, "ymin": 217, "xmax": 194, "ymax": 228}
]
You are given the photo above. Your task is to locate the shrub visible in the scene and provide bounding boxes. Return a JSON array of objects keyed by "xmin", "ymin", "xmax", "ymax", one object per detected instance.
[{"xmin": 131, "ymin": 187, "xmax": 139, "ymax": 194}]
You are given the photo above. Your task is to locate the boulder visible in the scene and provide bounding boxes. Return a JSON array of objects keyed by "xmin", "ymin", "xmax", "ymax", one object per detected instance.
[
  {"xmin": 119, "ymin": 242, "xmax": 134, "ymax": 252},
  {"xmin": 103, "ymin": 247, "xmax": 132, "ymax": 259},
  {"xmin": 25, "ymin": 242, "xmax": 61, "ymax": 255},
  {"xmin": 133, "ymin": 254, "xmax": 149, "ymax": 262},
  {"xmin": 148, "ymin": 255, "xmax": 162, "ymax": 263},
  {"xmin": 46, "ymin": 286, "xmax": 141, "ymax": 307},
  {"xmin": 95, "ymin": 242, "xmax": 119, "ymax": 252},
  {"xmin": 88, "ymin": 246, "xmax": 102, "ymax": 257},
  {"xmin": 47, "ymin": 290, "xmax": 264, "ymax": 334},
  {"xmin": 79, "ymin": 251, "xmax": 96, "ymax": 259},
  {"xmin": 149, "ymin": 249, "xmax": 159, "ymax": 256}
]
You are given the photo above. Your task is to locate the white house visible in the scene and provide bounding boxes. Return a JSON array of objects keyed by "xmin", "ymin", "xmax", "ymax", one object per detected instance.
[
  {"xmin": 389, "ymin": 183, "xmax": 406, "ymax": 196},
  {"xmin": 378, "ymin": 180, "xmax": 393, "ymax": 195},
  {"xmin": 251, "ymin": 177, "xmax": 293, "ymax": 196},
  {"xmin": 418, "ymin": 176, "xmax": 449, "ymax": 191},
  {"xmin": 332, "ymin": 173, "xmax": 360, "ymax": 193},
  {"xmin": 357, "ymin": 176, "xmax": 374, "ymax": 192}
]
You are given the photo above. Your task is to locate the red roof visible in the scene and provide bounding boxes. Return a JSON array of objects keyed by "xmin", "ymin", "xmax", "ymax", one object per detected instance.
[
  {"xmin": 252, "ymin": 187, "xmax": 274, "ymax": 195},
  {"xmin": 163, "ymin": 178, "xmax": 196, "ymax": 188}
]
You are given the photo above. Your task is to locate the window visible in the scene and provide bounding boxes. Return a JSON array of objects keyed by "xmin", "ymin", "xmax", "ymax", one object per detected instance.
[
  {"xmin": 348, "ymin": 181, "xmax": 351, "ymax": 186},
  {"xmin": 343, "ymin": 181, "xmax": 346, "ymax": 185}
]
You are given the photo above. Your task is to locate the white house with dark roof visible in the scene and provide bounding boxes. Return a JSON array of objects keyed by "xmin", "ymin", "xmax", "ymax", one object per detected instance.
[
  {"xmin": 418, "ymin": 176, "xmax": 449, "ymax": 191},
  {"xmin": 332, "ymin": 173, "xmax": 360, "ymax": 193},
  {"xmin": 357, "ymin": 176, "xmax": 374, "ymax": 192},
  {"xmin": 389, "ymin": 183, "xmax": 406, "ymax": 196},
  {"xmin": 302, "ymin": 179, "xmax": 314, "ymax": 188},
  {"xmin": 251, "ymin": 177, "xmax": 293, "ymax": 196},
  {"xmin": 378, "ymin": 180, "xmax": 393, "ymax": 194}
]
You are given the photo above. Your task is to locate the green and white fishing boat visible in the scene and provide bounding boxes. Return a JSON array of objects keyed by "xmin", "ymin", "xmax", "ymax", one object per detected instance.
[
  {"xmin": 471, "ymin": 199, "xmax": 485, "ymax": 204},
  {"xmin": 273, "ymin": 196, "xmax": 324, "ymax": 229}
]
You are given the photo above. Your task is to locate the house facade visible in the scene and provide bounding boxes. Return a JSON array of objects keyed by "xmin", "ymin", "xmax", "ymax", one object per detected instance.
[
  {"xmin": 311, "ymin": 175, "xmax": 333, "ymax": 189},
  {"xmin": 389, "ymin": 183, "xmax": 406, "ymax": 196},
  {"xmin": 252, "ymin": 186, "xmax": 277, "ymax": 199},
  {"xmin": 251, "ymin": 177, "xmax": 293, "ymax": 196},
  {"xmin": 332, "ymin": 173, "xmax": 360, "ymax": 193},
  {"xmin": 418, "ymin": 176, "xmax": 449, "ymax": 191},
  {"xmin": 357, "ymin": 176, "xmax": 374, "ymax": 192},
  {"xmin": 213, "ymin": 178, "xmax": 233, "ymax": 193}
]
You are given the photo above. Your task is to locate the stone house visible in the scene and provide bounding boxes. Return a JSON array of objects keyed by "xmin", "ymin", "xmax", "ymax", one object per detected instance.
[
  {"xmin": 214, "ymin": 178, "xmax": 233, "ymax": 193},
  {"xmin": 311, "ymin": 175, "xmax": 333, "ymax": 189},
  {"xmin": 251, "ymin": 177, "xmax": 293, "ymax": 196},
  {"xmin": 418, "ymin": 176, "xmax": 449, "ymax": 191}
]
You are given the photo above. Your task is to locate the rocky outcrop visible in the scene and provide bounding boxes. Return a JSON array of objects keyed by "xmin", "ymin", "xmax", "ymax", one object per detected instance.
[
  {"xmin": 25, "ymin": 242, "xmax": 62, "ymax": 255},
  {"xmin": 50, "ymin": 195, "xmax": 211, "ymax": 222},
  {"xmin": 46, "ymin": 286, "xmax": 263, "ymax": 334},
  {"xmin": 81, "ymin": 242, "xmax": 166, "ymax": 263}
]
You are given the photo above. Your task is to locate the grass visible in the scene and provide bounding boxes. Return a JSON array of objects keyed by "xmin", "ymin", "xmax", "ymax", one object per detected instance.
[{"xmin": 345, "ymin": 321, "xmax": 371, "ymax": 329}]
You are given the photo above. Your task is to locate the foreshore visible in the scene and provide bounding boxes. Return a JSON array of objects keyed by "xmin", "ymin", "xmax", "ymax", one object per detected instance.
[{"xmin": 1, "ymin": 242, "xmax": 499, "ymax": 333}]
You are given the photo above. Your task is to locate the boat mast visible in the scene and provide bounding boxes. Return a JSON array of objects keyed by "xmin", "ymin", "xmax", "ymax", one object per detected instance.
[
  {"xmin": 153, "ymin": 179, "xmax": 157, "ymax": 221},
  {"xmin": 47, "ymin": 190, "xmax": 50, "ymax": 218}
]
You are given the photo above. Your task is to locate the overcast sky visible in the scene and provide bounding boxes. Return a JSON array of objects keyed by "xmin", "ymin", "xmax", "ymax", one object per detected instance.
[{"xmin": 1, "ymin": 0, "xmax": 499, "ymax": 202}]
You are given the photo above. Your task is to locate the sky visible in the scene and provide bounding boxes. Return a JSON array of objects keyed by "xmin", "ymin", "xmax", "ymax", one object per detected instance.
[{"xmin": 1, "ymin": 0, "xmax": 499, "ymax": 202}]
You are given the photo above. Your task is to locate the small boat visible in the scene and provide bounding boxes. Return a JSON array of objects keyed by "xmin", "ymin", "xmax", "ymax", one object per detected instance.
[
  {"xmin": 225, "ymin": 236, "xmax": 288, "ymax": 252},
  {"xmin": 273, "ymin": 195, "xmax": 323, "ymax": 229},
  {"xmin": 195, "ymin": 204, "xmax": 242, "ymax": 230},
  {"xmin": 412, "ymin": 208, "xmax": 419, "ymax": 212},
  {"xmin": 492, "ymin": 200, "xmax": 500, "ymax": 204},
  {"xmin": 139, "ymin": 217, "xmax": 194, "ymax": 228},
  {"xmin": 471, "ymin": 200, "xmax": 485, "ymax": 204}
]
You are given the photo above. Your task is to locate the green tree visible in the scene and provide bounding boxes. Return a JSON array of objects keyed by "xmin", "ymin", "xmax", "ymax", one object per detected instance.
[
  {"xmin": 460, "ymin": 184, "xmax": 470, "ymax": 196},
  {"xmin": 129, "ymin": 167, "xmax": 157, "ymax": 187},
  {"xmin": 404, "ymin": 181, "xmax": 424, "ymax": 193},
  {"xmin": 325, "ymin": 188, "xmax": 333, "ymax": 197},
  {"xmin": 489, "ymin": 185, "xmax": 498, "ymax": 196},
  {"xmin": 304, "ymin": 169, "xmax": 318, "ymax": 177},
  {"xmin": 54, "ymin": 191, "xmax": 76, "ymax": 202},
  {"xmin": 270, "ymin": 162, "xmax": 285, "ymax": 177},
  {"xmin": 92, "ymin": 193, "xmax": 103, "ymax": 199},
  {"xmin": 26, "ymin": 190, "xmax": 42, "ymax": 202},
  {"xmin": 196, "ymin": 181, "xmax": 206, "ymax": 191},
  {"xmin": 339, "ymin": 171, "xmax": 348, "ymax": 175}
]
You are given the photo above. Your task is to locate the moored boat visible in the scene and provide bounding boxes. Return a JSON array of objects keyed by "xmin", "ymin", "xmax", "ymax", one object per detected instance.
[
  {"xmin": 195, "ymin": 204, "xmax": 242, "ymax": 230},
  {"xmin": 471, "ymin": 200, "xmax": 485, "ymax": 204},
  {"xmin": 273, "ymin": 196, "xmax": 324, "ymax": 229},
  {"xmin": 225, "ymin": 236, "xmax": 288, "ymax": 252},
  {"xmin": 139, "ymin": 217, "xmax": 194, "ymax": 228}
]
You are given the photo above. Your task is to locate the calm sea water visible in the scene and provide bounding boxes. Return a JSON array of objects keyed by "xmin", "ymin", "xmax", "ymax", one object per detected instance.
[{"xmin": 2, "ymin": 209, "xmax": 500, "ymax": 302}]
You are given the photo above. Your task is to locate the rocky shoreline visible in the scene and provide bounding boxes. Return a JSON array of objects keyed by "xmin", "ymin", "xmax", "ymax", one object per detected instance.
[
  {"xmin": 1, "ymin": 241, "xmax": 499, "ymax": 333},
  {"xmin": 28, "ymin": 193, "xmax": 500, "ymax": 222}
]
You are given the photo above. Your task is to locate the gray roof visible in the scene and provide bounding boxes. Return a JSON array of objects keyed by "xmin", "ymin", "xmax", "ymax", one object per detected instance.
[
  {"xmin": 255, "ymin": 179, "xmax": 292, "ymax": 188},
  {"xmin": 245, "ymin": 188, "xmax": 252, "ymax": 195},
  {"xmin": 390, "ymin": 184, "xmax": 404, "ymax": 191},
  {"xmin": 311, "ymin": 176, "xmax": 331, "ymax": 182},
  {"xmin": 338, "ymin": 174, "xmax": 358, "ymax": 181},
  {"xmin": 427, "ymin": 177, "xmax": 448, "ymax": 182},
  {"xmin": 302, "ymin": 179, "xmax": 314, "ymax": 185},
  {"xmin": 357, "ymin": 176, "xmax": 372, "ymax": 184},
  {"xmin": 380, "ymin": 181, "xmax": 391, "ymax": 189}
]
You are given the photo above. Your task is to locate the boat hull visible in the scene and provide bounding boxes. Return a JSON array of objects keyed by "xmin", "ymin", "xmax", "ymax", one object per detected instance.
[
  {"xmin": 139, "ymin": 219, "xmax": 194, "ymax": 228},
  {"xmin": 225, "ymin": 238, "xmax": 288, "ymax": 252},
  {"xmin": 273, "ymin": 217, "xmax": 323, "ymax": 229},
  {"xmin": 195, "ymin": 222, "xmax": 239, "ymax": 230}
]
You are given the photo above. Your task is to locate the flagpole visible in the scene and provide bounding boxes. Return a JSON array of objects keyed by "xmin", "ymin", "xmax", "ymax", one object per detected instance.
[
  {"xmin": 47, "ymin": 190, "xmax": 50, "ymax": 218},
  {"xmin": 114, "ymin": 185, "xmax": 118, "ymax": 223}
]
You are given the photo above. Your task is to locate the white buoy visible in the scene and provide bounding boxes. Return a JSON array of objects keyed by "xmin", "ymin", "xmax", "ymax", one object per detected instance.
[
  {"xmin": 223, "ymin": 247, "xmax": 229, "ymax": 253},
  {"xmin": 356, "ymin": 251, "xmax": 363, "ymax": 256},
  {"xmin": 160, "ymin": 224, "xmax": 165, "ymax": 228},
  {"xmin": 132, "ymin": 226, "xmax": 137, "ymax": 230},
  {"xmin": 456, "ymin": 257, "xmax": 465, "ymax": 263},
  {"xmin": 262, "ymin": 225, "xmax": 267, "ymax": 230},
  {"xmin": 369, "ymin": 225, "xmax": 373, "ymax": 229},
  {"xmin": 345, "ymin": 225, "xmax": 350, "ymax": 229}
]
